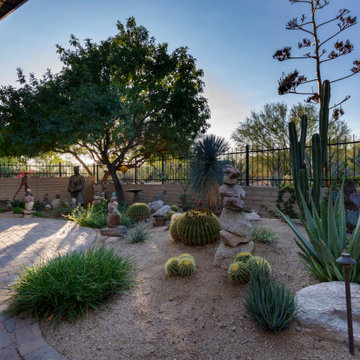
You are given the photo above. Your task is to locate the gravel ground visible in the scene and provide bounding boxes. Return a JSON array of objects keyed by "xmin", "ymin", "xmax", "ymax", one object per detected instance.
[{"xmin": 41, "ymin": 218, "xmax": 357, "ymax": 360}]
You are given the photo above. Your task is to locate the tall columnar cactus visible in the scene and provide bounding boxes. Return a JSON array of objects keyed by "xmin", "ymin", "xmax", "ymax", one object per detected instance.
[
  {"xmin": 177, "ymin": 209, "xmax": 221, "ymax": 246},
  {"xmin": 126, "ymin": 203, "xmax": 151, "ymax": 222}
]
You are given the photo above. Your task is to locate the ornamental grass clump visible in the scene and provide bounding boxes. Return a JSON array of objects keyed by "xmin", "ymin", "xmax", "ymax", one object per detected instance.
[
  {"xmin": 6, "ymin": 247, "xmax": 135, "ymax": 323},
  {"xmin": 126, "ymin": 223, "xmax": 150, "ymax": 243},
  {"xmin": 245, "ymin": 260, "xmax": 297, "ymax": 333},
  {"xmin": 251, "ymin": 226, "xmax": 278, "ymax": 243}
]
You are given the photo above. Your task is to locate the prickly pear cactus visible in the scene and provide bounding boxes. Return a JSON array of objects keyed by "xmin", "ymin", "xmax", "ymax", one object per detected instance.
[{"xmin": 228, "ymin": 261, "xmax": 250, "ymax": 284}]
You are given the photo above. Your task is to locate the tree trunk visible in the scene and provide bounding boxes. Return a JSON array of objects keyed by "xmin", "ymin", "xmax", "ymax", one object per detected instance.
[{"xmin": 108, "ymin": 165, "xmax": 125, "ymax": 202}]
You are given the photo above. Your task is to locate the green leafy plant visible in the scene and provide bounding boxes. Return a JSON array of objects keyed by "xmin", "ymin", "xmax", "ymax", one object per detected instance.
[
  {"xmin": 126, "ymin": 223, "xmax": 150, "ymax": 243},
  {"xmin": 176, "ymin": 209, "xmax": 221, "ymax": 246},
  {"xmin": 170, "ymin": 205, "xmax": 180, "ymax": 212},
  {"xmin": 245, "ymin": 260, "xmax": 297, "ymax": 333},
  {"xmin": 277, "ymin": 184, "xmax": 360, "ymax": 282},
  {"xmin": 234, "ymin": 252, "xmax": 253, "ymax": 263},
  {"xmin": 11, "ymin": 200, "xmax": 25, "ymax": 209},
  {"xmin": 6, "ymin": 247, "xmax": 135, "ymax": 323},
  {"xmin": 126, "ymin": 203, "xmax": 151, "ymax": 222},
  {"xmin": 68, "ymin": 203, "xmax": 107, "ymax": 228},
  {"xmin": 13, "ymin": 207, "xmax": 23, "ymax": 214},
  {"xmin": 251, "ymin": 226, "xmax": 278, "ymax": 244}
]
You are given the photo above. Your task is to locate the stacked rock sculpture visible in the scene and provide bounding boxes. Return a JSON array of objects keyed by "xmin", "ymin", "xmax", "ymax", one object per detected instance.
[{"xmin": 214, "ymin": 164, "xmax": 254, "ymax": 269}]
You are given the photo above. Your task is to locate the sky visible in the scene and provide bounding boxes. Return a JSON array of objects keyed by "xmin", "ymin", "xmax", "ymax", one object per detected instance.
[{"xmin": 0, "ymin": 0, "xmax": 359, "ymax": 146}]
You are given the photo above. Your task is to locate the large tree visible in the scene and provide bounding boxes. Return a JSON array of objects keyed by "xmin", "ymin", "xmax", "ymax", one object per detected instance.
[
  {"xmin": 0, "ymin": 18, "xmax": 210, "ymax": 201},
  {"xmin": 231, "ymin": 102, "xmax": 350, "ymax": 150},
  {"xmin": 273, "ymin": 0, "xmax": 359, "ymax": 120}
]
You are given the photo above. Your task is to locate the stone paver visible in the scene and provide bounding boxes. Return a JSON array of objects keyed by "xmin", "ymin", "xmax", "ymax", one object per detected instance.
[{"xmin": 0, "ymin": 217, "xmax": 96, "ymax": 360}]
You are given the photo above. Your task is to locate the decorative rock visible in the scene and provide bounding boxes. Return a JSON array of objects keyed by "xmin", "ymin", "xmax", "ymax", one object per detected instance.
[
  {"xmin": 153, "ymin": 205, "xmax": 171, "ymax": 217},
  {"xmin": 219, "ymin": 184, "xmax": 245, "ymax": 199},
  {"xmin": 100, "ymin": 225, "xmax": 128, "ymax": 237},
  {"xmin": 148, "ymin": 200, "xmax": 164, "ymax": 214},
  {"xmin": 24, "ymin": 189, "xmax": 34, "ymax": 211},
  {"xmin": 223, "ymin": 196, "xmax": 244, "ymax": 211},
  {"xmin": 245, "ymin": 212, "xmax": 261, "ymax": 221},
  {"xmin": 51, "ymin": 194, "xmax": 67, "ymax": 209},
  {"xmin": 214, "ymin": 241, "xmax": 254, "ymax": 270},
  {"xmin": 220, "ymin": 229, "xmax": 248, "ymax": 247},
  {"xmin": 296, "ymin": 281, "xmax": 360, "ymax": 345},
  {"xmin": 220, "ymin": 208, "xmax": 251, "ymax": 238},
  {"xmin": 107, "ymin": 195, "xmax": 121, "ymax": 228}
]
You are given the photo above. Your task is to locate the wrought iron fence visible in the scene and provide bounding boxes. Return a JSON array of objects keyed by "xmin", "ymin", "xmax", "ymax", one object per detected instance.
[{"xmin": 1, "ymin": 135, "xmax": 359, "ymax": 186}]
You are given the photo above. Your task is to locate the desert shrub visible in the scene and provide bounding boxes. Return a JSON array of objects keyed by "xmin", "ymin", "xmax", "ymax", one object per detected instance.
[
  {"xmin": 120, "ymin": 213, "xmax": 135, "ymax": 227},
  {"xmin": 34, "ymin": 211, "xmax": 46, "ymax": 218},
  {"xmin": 126, "ymin": 203, "xmax": 151, "ymax": 222},
  {"xmin": 245, "ymin": 261, "xmax": 297, "ymax": 333},
  {"xmin": 13, "ymin": 207, "xmax": 23, "ymax": 214},
  {"xmin": 11, "ymin": 200, "xmax": 24, "ymax": 209},
  {"xmin": 251, "ymin": 226, "xmax": 277, "ymax": 243},
  {"xmin": 68, "ymin": 203, "xmax": 107, "ymax": 228},
  {"xmin": 126, "ymin": 223, "xmax": 150, "ymax": 243},
  {"xmin": 6, "ymin": 247, "xmax": 135, "ymax": 323},
  {"xmin": 0, "ymin": 208, "xmax": 6, "ymax": 213}
]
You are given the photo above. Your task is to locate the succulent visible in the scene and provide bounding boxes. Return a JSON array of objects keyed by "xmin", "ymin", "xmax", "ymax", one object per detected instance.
[
  {"xmin": 169, "ymin": 214, "xmax": 183, "ymax": 242},
  {"xmin": 178, "ymin": 253, "xmax": 194, "ymax": 261},
  {"xmin": 228, "ymin": 261, "xmax": 250, "ymax": 284},
  {"xmin": 176, "ymin": 209, "xmax": 221, "ymax": 246},
  {"xmin": 165, "ymin": 257, "xmax": 179, "ymax": 277},
  {"xmin": 234, "ymin": 252, "xmax": 252, "ymax": 264},
  {"xmin": 126, "ymin": 203, "xmax": 151, "ymax": 222},
  {"xmin": 249, "ymin": 256, "xmax": 272, "ymax": 277},
  {"xmin": 177, "ymin": 256, "xmax": 196, "ymax": 277},
  {"xmin": 170, "ymin": 205, "xmax": 180, "ymax": 212}
]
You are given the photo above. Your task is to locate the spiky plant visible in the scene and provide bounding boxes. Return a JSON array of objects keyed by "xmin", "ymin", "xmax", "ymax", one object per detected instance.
[
  {"xmin": 165, "ymin": 257, "xmax": 179, "ymax": 277},
  {"xmin": 189, "ymin": 134, "xmax": 229, "ymax": 212},
  {"xmin": 234, "ymin": 252, "xmax": 252, "ymax": 264},
  {"xmin": 178, "ymin": 253, "xmax": 195, "ymax": 261},
  {"xmin": 228, "ymin": 261, "xmax": 250, "ymax": 284},
  {"xmin": 126, "ymin": 203, "xmax": 151, "ymax": 222},
  {"xmin": 245, "ymin": 260, "xmax": 297, "ymax": 333},
  {"xmin": 177, "ymin": 209, "xmax": 221, "ymax": 246},
  {"xmin": 169, "ymin": 214, "xmax": 183, "ymax": 242},
  {"xmin": 249, "ymin": 256, "xmax": 272, "ymax": 277},
  {"xmin": 178, "ymin": 257, "xmax": 196, "ymax": 277}
]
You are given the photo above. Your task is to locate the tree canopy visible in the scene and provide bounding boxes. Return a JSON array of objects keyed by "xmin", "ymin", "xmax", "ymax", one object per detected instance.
[
  {"xmin": 0, "ymin": 17, "xmax": 210, "ymax": 200},
  {"xmin": 231, "ymin": 102, "xmax": 350, "ymax": 149}
]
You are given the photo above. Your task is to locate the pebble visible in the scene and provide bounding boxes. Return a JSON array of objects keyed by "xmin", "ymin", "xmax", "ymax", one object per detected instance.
[
  {"xmin": 295, "ymin": 326, "xmax": 302, "ymax": 332},
  {"xmin": 231, "ymin": 326, "xmax": 237, "ymax": 332},
  {"xmin": 242, "ymin": 339, "xmax": 248, "ymax": 344}
]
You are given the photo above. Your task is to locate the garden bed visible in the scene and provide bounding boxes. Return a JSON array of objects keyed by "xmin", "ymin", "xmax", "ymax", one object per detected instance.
[{"xmin": 41, "ymin": 219, "xmax": 355, "ymax": 360}]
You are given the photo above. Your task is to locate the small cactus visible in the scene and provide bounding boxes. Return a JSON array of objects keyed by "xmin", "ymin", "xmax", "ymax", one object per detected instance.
[
  {"xmin": 235, "ymin": 252, "xmax": 252, "ymax": 264},
  {"xmin": 169, "ymin": 214, "xmax": 183, "ymax": 242},
  {"xmin": 178, "ymin": 257, "xmax": 196, "ymax": 277},
  {"xmin": 228, "ymin": 261, "xmax": 250, "ymax": 284},
  {"xmin": 178, "ymin": 253, "xmax": 194, "ymax": 261},
  {"xmin": 171, "ymin": 205, "xmax": 180, "ymax": 212},
  {"xmin": 249, "ymin": 256, "xmax": 272, "ymax": 276},
  {"xmin": 126, "ymin": 203, "xmax": 151, "ymax": 222},
  {"xmin": 165, "ymin": 257, "xmax": 179, "ymax": 277}
]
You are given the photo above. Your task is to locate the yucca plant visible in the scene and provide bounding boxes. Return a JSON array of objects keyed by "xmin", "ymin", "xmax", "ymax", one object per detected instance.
[
  {"xmin": 245, "ymin": 261, "xmax": 297, "ymax": 333},
  {"xmin": 276, "ymin": 184, "xmax": 360, "ymax": 283}
]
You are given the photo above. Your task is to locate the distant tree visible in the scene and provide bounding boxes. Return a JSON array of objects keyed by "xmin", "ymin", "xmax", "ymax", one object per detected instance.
[
  {"xmin": 231, "ymin": 103, "xmax": 350, "ymax": 150},
  {"xmin": 0, "ymin": 18, "xmax": 210, "ymax": 201},
  {"xmin": 273, "ymin": 0, "xmax": 359, "ymax": 121}
]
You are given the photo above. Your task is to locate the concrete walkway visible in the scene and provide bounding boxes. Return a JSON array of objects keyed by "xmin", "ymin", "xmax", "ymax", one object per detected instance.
[{"xmin": 0, "ymin": 217, "xmax": 96, "ymax": 360}]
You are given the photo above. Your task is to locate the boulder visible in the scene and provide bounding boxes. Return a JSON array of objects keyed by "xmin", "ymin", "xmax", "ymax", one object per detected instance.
[
  {"xmin": 100, "ymin": 225, "xmax": 128, "ymax": 237},
  {"xmin": 220, "ymin": 208, "xmax": 251, "ymax": 238},
  {"xmin": 296, "ymin": 282, "xmax": 360, "ymax": 345},
  {"xmin": 50, "ymin": 198, "xmax": 67, "ymax": 209},
  {"xmin": 148, "ymin": 200, "xmax": 164, "ymax": 214},
  {"xmin": 220, "ymin": 229, "xmax": 248, "ymax": 247},
  {"xmin": 107, "ymin": 213, "xmax": 121, "ymax": 228},
  {"xmin": 223, "ymin": 196, "xmax": 245, "ymax": 211},
  {"xmin": 153, "ymin": 205, "xmax": 171, "ymax": 217},
  {"xmin": 245, "ymin": 212, "xmax": 261, "ymax": 221},
  {"xmin": 214, "ymin": 240, "xmax": 254, "ymax": 270}
]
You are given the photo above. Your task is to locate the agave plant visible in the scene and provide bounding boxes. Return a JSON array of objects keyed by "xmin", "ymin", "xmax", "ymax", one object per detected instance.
[
  {"xmin": 276, "ymin": 184, "xmax": 360, "ymax": 283},
  {"xmin": 189, "ymin": 134, "xmax": 229, "ymax": 212}
]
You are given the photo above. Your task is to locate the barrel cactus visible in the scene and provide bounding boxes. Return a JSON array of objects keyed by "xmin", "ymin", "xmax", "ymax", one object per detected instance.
[
  {"xmin": 165, "ymin": 257, "xmax": 179, "ymax": 277},
  {"xmin": 178, "ymin": 253, "xmax": 194, "ymax": 261},
  {"xmin": 176, "ymin": 209, "xmax": 221, "ymax": 246},
  {"xmin": 169, "ymin": 214, "xmax": 184, "ymax": 242},
  {"xmin": 228, "ymin": 261, "xmax": 250, "ymax": 284},
  {"xmin": 234, "ymin": 252, "xmax": 252, "ymax": 264},
  {"xmin": 178, "ymin": 256, "xmax": 196, "ymax": 277},
  {"xmin": 249, "ymin": 256, "xmax": 272, "ymax": 276},
  {"xmin": 126, "ymin": 203, "xmax": 151, "ymax": 222}
]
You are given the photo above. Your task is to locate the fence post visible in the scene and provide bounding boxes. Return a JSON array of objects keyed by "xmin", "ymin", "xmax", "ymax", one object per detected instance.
[
  {"xmin": 59, "ymin": 163, "xmax": 62, "ymax": 177},
  {"xmin": 135, "ymin": 159, "xmax": 138, "ymax": 184},
  {"xmin": 93, "ymin": 164, "xmax": 96, "ymax": 178},
  {"xmin": 161, "ymin": 153, "xmax": 165, "ymax": 184},
  {"xmin": 96, "ymin": 164, "xmax": 99, "ymax": 183},
  {"xmin": 246, "ymin": 145, "xmax": 250, "ymax": 187}
]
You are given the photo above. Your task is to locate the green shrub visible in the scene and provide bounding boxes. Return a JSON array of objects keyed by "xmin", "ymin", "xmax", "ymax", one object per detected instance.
[
  {"xmin": 228, "ymin": 261, "xmax": 250, "ymax": 284},
  {"xmin": 251, "ymin": 226, "xmax": 277, "ymax": 243},
  {"xmin": 164, "ymin": 210, "xmax": 175, "ymax": 220},
  {"xmin": 126, "ymin": 203, "xmax": 151, "ymax": 222},
  {"xmin": 245, "ymin": 261, "xmax": 297, "ymax": 333},
  {"xmin": 126, "ymin": 223, "xmax": 150, "ymax": 243},
  {"xmin": 11, "ymin": 200, "xmax": 25, "ymax": 209},
  {"xmin": 170, "ymin": 205, "xmax": 180, "ymax": 212},
  {"xmin": 120, "ymin": 213, "xmax": 135, "ymax": 227},
  {"xmin": 34, "ymin": 211, "xmax": 46, "ymax": 218},
  {"xmin": 68, "ymin": 203, "xmax": 107, "ymax": 228},
  {"xmin": 0, "ymin": 208, "xmax": 6, "ymax": 213},
  {"xmin": 13, "ymin": 207, "xmax": 23, "ymax": 214},
  {"xmin": 176, "ymin": 209, "xmax": 220, "ymax": 246},
  {"xmin": 6, "ymin": 247, "xmax": 135, "ymax": 323}
]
